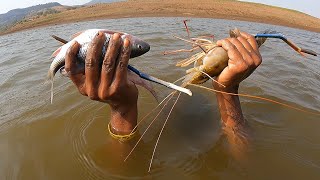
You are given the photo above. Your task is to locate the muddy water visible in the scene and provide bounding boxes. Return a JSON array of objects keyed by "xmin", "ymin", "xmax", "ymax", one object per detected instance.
[{"xmin": 0, "ymin": 17, "xmax": 319, "ymax": 179}]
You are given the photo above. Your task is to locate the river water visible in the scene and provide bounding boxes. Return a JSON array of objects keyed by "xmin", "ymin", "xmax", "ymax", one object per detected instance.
[{"xmin": 0, "ymin": 17, "xmax": 319, "ymax": 179}]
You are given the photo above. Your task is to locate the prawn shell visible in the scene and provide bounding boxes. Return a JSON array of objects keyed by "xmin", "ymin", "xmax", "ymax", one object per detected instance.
[
  {"xmin": 202, "ymin": 47, "xmax": 229, "ymax": 77},
  {"xmin": 183, "ymin": 47, "xmax": 229, "ymax": 84}
]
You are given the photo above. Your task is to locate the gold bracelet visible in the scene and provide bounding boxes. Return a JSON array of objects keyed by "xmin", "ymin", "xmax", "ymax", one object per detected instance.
[{"xmin": 107, "ymin": 123, "xmax": 137, "ymax": 142}]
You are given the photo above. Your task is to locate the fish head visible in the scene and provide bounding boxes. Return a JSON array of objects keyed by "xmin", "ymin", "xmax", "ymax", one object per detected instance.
[{"xmin": 125, "ymin": 35, "xmax": 150, "ymax": 58}]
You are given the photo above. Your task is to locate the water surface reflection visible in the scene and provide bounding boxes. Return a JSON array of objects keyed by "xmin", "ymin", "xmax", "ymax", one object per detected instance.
[{"xmin": 0, "ymin": 17, "xmax": 319, "ymax": 179}]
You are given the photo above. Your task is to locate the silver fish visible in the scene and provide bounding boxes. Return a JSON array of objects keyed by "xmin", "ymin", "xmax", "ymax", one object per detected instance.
[{"xmin": 48, "ymin": 29, "xmax": 192, "ymax": 103}]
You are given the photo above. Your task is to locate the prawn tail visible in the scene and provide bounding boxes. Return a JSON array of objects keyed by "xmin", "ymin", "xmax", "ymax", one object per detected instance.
[
  {"xmin": 181, "ymin": 75, "xmax": 193, "ymax": 86},
  {"xmin": 182, "ymin": 70, "xmax": 208, "ymax": 87}
]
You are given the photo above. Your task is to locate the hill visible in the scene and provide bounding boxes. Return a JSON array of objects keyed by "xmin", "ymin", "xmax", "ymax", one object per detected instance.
[
  {"xmin": 85, "ymin": 0, "xmax": 125, "ymax": 5},
  {"xmin": 0, "ymin": 2, "xmax": 62, "ymax": 30},
  {"xmin": 1, "ymin": 0, "xmax": 319, "ymax": 35}
]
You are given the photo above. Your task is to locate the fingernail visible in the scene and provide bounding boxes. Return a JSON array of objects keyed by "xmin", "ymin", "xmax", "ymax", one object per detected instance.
[
  {"xmin": 72, "ymin": 41, "xmax": 78, "ymax": 47},
  {"xmin": 97, "ymin": 31, "xmax": 103, "ymax": 37},
  {"xmin": 123, "ymin": 39, "xmax": 130, "ymax": 48},
  {"xmin": 113, "ymin": 33, "xmax": 120, "ymax": 40},
  {"xmin": 71, "ymin": 41, "xmax": 79, "ymax": 54}
]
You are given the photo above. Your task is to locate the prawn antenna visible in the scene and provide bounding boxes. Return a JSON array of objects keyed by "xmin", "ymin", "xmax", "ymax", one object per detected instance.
[
  {"xmin": 124, "ymin": 92, "xmax": 177, "ymax": 162},
  {"xmin": 148, "ymin": 92, "xmax": 181, "ymax": 172},
  {"xmin": 197, "ymin": 69, "xmax": 226, "ymax": 88},
  {"xmin": 189, "ymin": 84, "xmax": 320, "ymax": 116},
  {"xmin": 129, "ymin": 91, "xmax": 176, "ymax": 134},
  {"xmin": 183, "ymin": 19, "xmax": 190, "ymax": 38},
  {"xmin": 173, "ymin": 35, "xmax": 207, "ymax": 53}
]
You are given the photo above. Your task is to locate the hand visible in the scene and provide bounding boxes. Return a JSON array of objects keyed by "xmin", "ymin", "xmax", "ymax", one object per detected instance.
[
  {"xmin": 65, "ymin": 32, "xmax": 138, "ymax": 123},
  {"xmin": 214, "ymin": 31, "xmax": 262, "ymax": 91}
]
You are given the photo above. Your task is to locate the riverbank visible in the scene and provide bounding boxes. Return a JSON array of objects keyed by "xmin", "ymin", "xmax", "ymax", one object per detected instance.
[{"xmin": 1, "ymin": 0, "xmax": 320, "ymax": 35}]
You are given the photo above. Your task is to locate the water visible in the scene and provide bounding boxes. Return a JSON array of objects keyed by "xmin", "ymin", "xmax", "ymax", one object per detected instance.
[{"xmin": 0, "ymin": 17, "xmax": 319, "ymax": 179}]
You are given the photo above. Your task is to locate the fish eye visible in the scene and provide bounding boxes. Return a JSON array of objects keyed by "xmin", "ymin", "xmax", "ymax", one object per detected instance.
[{"xmin": 137, "ymin": 44, "xmax": 142, "ymax": 50}]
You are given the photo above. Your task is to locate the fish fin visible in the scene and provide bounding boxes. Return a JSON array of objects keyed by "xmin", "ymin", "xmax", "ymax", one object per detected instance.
[
  {"xmin": 51, "ymin": 47, "xmax": 62, "ymax": 58},
  {"xmin": 138, "ymin": 80, "xmax": 159, "ymax": 102},
  {"xmin": 46, "ymin": 70, "xmax": 55, "ymax": 104},
  {"xmin": 51, "ymin": 35, "xmax": 68, "ymax": 44},
  {"xmin": 71, "ymin": 31, "xmax": 85, "ymax": 39},
  {"xmin": 50, "ymin": 80, "xmax": 54, "ymax": 104},
  {"xmin": 143, "ymin": 82, "xmax": 159, "ymax": 103},
  {"xmin": 127, "ymin": 70, "xmax": 159, "ymax": 102}
]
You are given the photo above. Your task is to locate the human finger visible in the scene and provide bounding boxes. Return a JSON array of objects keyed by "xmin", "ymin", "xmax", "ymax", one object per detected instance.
[
  {"xmin": 237, "ymin": 36, "xmax": 262, "ymax": 67},
  {"xmin": 114, "ymin": 38, "xmax": 131, "ymax": 87},
  {"xmin": 65, "ymin": 41, "xmax": 84, "ymax": 86},
  {"xmin": 217, "ymin": 38, "xmax": 249, "ymax": 74},
  {"xmin": 100, "ymin": 33, "xmax": 122, "ymax": 89},
  {"xmin": 239, "ymin": 31, "xmax": 259, "ymax": 52},
  {"xmin": 229, "ymin": 38, "xmax": 254, "ymax": 68},
  {"xmin": 217, "ymin": 39, "xmax": 245, "ymax": 65},
  {"xmin": 85, "ymin": 31, "xmax": 105, "ymax": 98}
]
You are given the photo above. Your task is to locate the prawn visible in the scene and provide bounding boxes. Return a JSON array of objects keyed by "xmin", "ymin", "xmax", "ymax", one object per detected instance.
[{"xmin": 125, "ymin": 21, "xmax": 319, "ymax": 172}]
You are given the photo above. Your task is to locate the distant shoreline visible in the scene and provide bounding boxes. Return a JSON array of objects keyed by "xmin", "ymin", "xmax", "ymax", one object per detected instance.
[{"xmin": 1, "ymin": 0, "xmax": 319, "ymax": 36}]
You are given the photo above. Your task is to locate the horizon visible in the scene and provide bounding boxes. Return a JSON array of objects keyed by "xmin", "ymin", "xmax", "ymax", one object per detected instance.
[{"xmin": 0, "ymin": 0, "xmax": 319, "ymax": 18}]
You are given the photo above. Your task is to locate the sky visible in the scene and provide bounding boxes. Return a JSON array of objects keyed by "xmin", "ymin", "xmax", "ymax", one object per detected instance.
[
  {"xmin": 0, "ymin": 0, "xmax": 90, "ymax": 13},
  {"xmin": 238, "ymin": 0, "xmax": 320, "ymax": 18},
  {"xmin": 0, "ymin": 0, "xmax": 319, "ymax": 18}
]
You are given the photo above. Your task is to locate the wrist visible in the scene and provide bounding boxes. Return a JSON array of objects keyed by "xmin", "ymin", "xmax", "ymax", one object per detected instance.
[
  {"xmin": 213, "ymin": 83, "xmax": 239, "ymax": 94},
  {"xmin": 213, "ymin": 82, "xmax": 245, "ymax": 128},
  {"xmin": 109, "ymin": 101, "xmax": 138, "ymax": 135}
]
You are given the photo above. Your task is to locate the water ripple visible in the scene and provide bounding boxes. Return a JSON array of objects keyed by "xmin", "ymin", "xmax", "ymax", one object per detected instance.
[{"xmin": 0, "ymin": 17, "xmax": 319, "ymax": 179}]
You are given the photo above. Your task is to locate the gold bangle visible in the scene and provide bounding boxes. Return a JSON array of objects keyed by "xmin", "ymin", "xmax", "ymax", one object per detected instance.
[{"xmin": 108, "ymin": 123, "xmax": 137, "ymax": 142}]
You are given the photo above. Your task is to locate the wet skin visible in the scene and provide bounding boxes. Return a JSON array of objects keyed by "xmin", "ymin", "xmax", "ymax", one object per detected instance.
[
  {"xmin": 65, "ymin": 32, "xmax": 138, "ymax": 135},
  {"xmin": 213, "ymin": 31, "xmax": 262, "ymax": 159},
  {"xmin": 65, "ymin": 30, "xmax": 262, "ymax": 152},
  {"xmin": 214, "ymin": 31, "xmax": 262, "ymax": 130}
]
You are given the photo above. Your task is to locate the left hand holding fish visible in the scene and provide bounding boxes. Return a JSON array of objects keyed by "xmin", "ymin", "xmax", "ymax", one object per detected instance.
[{"xmin": 65, "ymin": 32, "xmax": 138, "ymax": 133}]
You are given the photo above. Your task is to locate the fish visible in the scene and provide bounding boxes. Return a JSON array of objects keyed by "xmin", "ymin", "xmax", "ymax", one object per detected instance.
[
  {"xmin": 48, "ymin": 29, "xmax": 150, "ymax": 81},
  {"xmin": 48, "ymin": 29, "xmax": 192, "ymax": 103}
]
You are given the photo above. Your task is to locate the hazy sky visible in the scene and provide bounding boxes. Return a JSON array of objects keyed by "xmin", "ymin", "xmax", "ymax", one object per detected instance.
[
  {"xmin": 0, "ymin": 0, "xmax": 89, "ymax": 13},
  {"xmin": 239, "ymin": 0, "xmax": 319, "ymax": 18},
  {"xmin": 0, "ymin": 0, "xmax": 319, "ymax": 18}
]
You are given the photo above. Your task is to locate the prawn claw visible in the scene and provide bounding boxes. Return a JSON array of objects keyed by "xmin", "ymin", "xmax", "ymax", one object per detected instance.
[{"xmin": 255, "ymin": 33, "xmax": 317, "ymax": 56}]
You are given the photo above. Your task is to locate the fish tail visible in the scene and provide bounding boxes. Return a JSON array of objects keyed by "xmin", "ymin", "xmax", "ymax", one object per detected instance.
[
  {"xmin": 50, "ymin": 80, "xmax": 54, "ymax": 104},
  {"xmin": 47, "ymin": 70, "xmax": 54, "ymax": 104}
]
